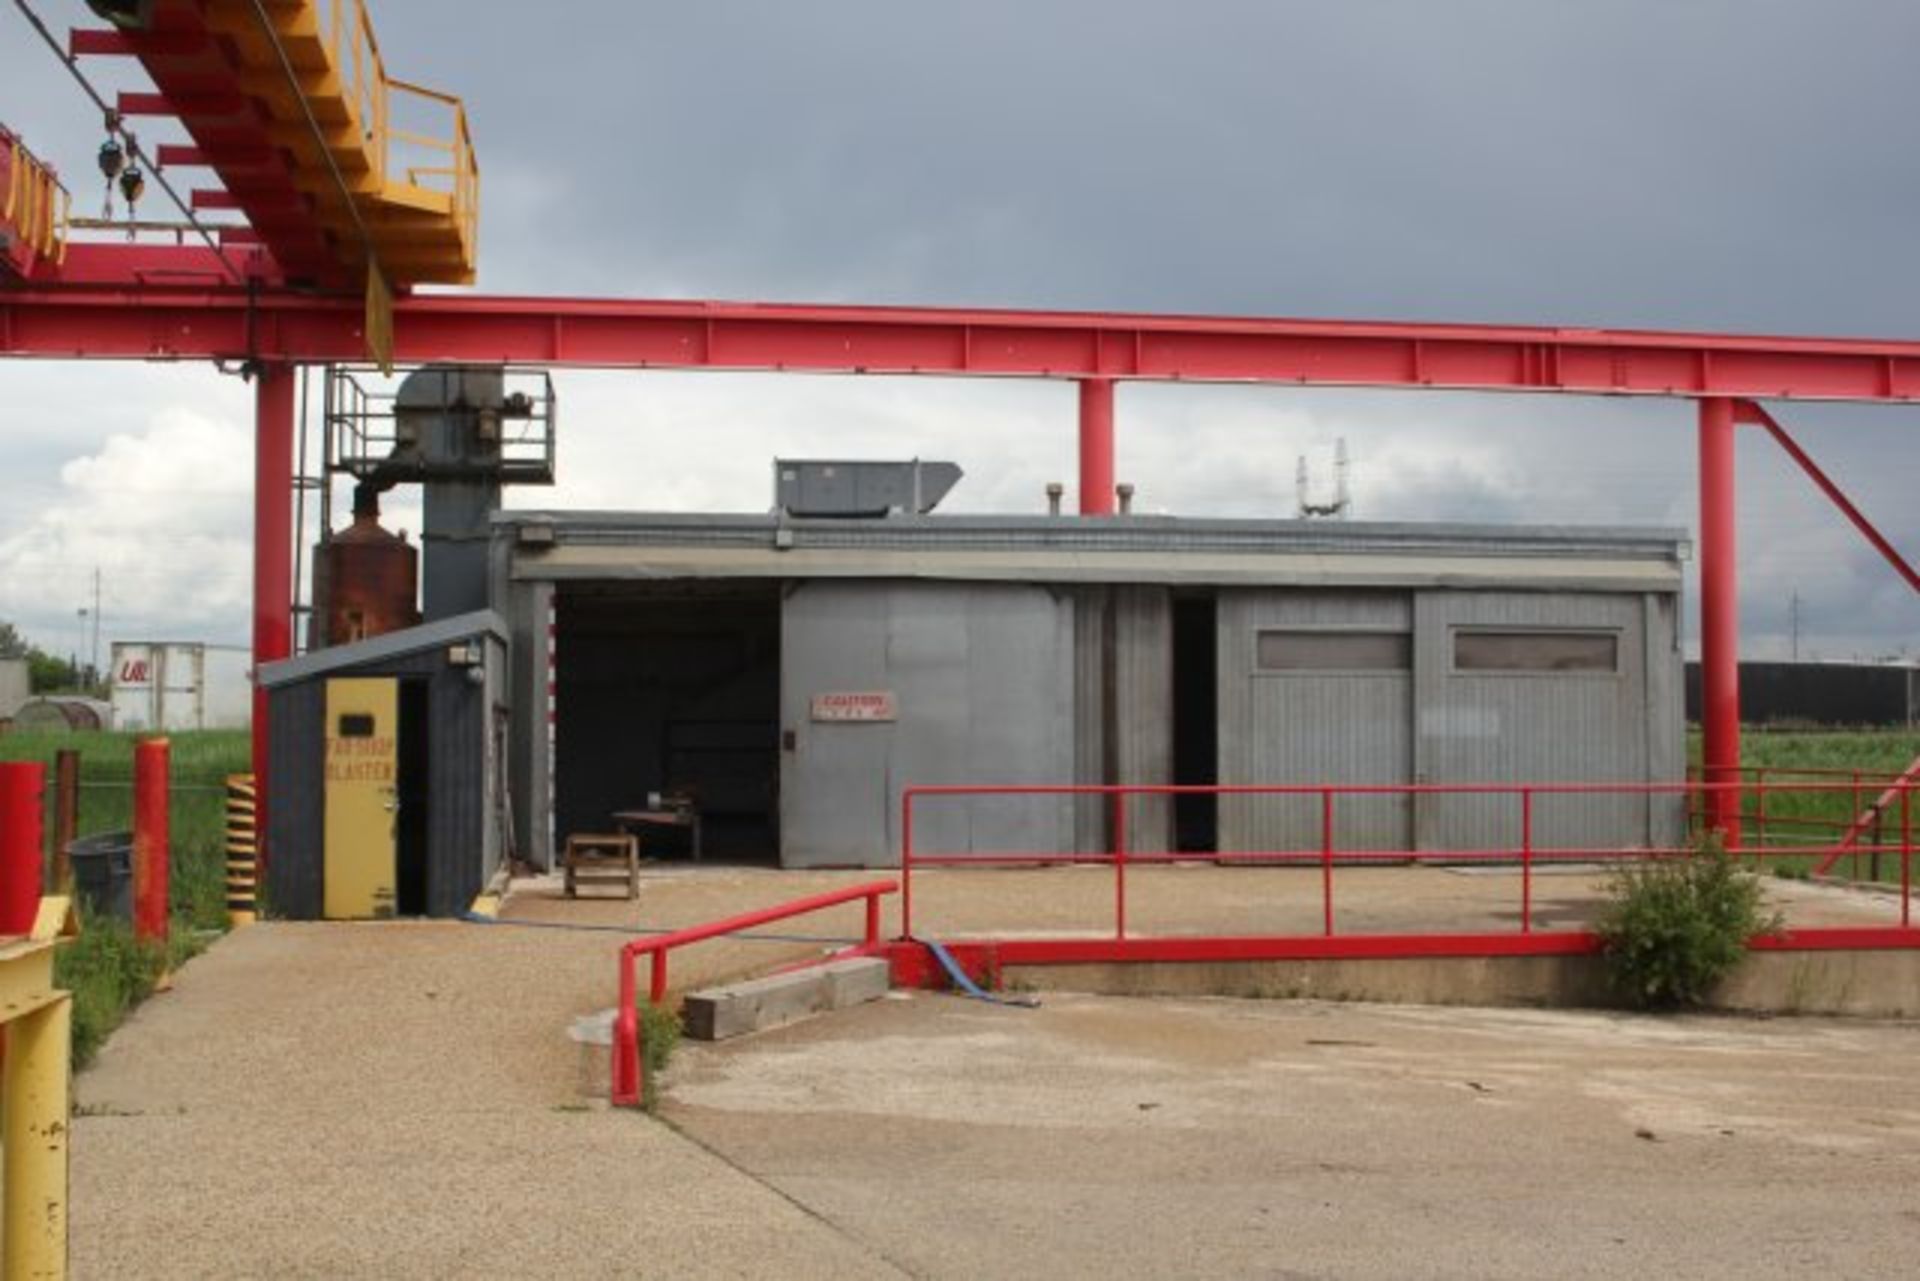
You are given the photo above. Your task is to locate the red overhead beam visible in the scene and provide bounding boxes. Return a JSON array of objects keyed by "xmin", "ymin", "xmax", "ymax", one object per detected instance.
[
  {"xmin": 16, "ymin": 245, "xmax": 275, "ymax": 289},
  {"xmin": 6, "ymin": 283, "xmax": 1920, "ymax": 403}
]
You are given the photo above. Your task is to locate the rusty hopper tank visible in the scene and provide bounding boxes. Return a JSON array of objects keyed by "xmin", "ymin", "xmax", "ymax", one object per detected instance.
[{"xmin": 318, "ymin": 484, "xmax": 420, "ymax": 645}]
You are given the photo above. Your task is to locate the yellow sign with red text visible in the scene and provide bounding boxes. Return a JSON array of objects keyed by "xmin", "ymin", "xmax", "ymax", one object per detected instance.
[{"xmin": 323, "ymin": 677, "xmax": 399, "ymax": 918}]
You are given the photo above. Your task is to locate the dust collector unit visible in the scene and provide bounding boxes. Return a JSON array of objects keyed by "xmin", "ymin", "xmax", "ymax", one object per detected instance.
[
  {"xmin": 316, "ymin": 483, "xmax": 420, "ymax": 645},
  {"xmin": 313, "ymin": 363, "xmax": 556, "ymax": 648}
]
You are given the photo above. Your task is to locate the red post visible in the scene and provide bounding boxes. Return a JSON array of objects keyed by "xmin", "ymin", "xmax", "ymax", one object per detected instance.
[
  {"xmin": 1520, "ymin": 789, "xmax": 1533, "ymax": 935},
  {"xmin": 0, "ymin": 763, "xmax": 45, "ymax": 936},
  {"xmin": 901, "ymin": 789, "xmax": 914, "ymax": 938},
  {"xmin": 1698, "ymin": 397, "xmax": 1741, "ymax": 845},
  {"xmin": 252, "ymin": 363, "xmax": 296, "ymax": 861},
  {"xmin": 132, "ymin": 737, "xmax": 170, "ymax": 944},
  {"xmin": 1112, "ymin": 790, "xmax": 1128, "ymax": 941},
  {"xmin": 1078, "ymin": 378, "xmax": 1115, "ymax": 515},
  {"xmin": 1902, "ymin": 785, "xmax": 1911, "ymax": 930},
  {"xmin": 1321, "ymin": 789, "xmax": 1335, "ymax": 937},
  {"xmin": 611, "ymin": 947, "xmax": 640, "ymax": 1108}
]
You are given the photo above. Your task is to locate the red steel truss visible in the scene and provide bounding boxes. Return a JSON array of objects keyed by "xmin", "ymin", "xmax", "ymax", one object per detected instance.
[{"xmin": 8, "ymin": 281, "xmax": 1920, "ymax": 396}]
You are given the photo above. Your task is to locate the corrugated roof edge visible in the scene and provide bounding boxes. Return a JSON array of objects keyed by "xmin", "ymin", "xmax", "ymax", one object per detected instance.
[
  {"xmin": 491, "ymin": 511, "xmax": 1689, "ymax": 559},
  {"xmin": 259, "ymin": 610, "xmax": 508, "ymax": 689}
]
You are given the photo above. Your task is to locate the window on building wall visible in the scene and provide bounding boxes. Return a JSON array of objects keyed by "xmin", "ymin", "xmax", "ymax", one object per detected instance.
[
  {"xmin": 1255, "ymin": 630, "xmax": 1410, "ymax": 672},
  {"xmin": 1453, "ymin": 629, "xmax": 1619, "ymax": 674}
]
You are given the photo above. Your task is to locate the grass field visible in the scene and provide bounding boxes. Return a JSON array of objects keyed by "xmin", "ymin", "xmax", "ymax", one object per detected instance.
[
  {"xmin": 1688, "ymin": 728, "xmax": 1916, "ymax": 877},
  {"xmin": 0, "ymin": 728, "xmax": 251, "ymax": 1064}
]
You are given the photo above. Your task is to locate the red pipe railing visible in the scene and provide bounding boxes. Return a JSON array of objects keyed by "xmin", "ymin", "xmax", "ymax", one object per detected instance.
[
  {"xmin": 1691, "ymin": 764, "xmax": 1916, "ymax": 860},
  {"xmin": 1812, "ymin": 753, "xmax": 1920, "ymax": 877},
  {"xmin": 610, "ymin": 879, "xmax": 897, "ymax": 1108},
  {"xmin": 901, "ymin": 780, "xmax": 1917, "ymax": 945}
]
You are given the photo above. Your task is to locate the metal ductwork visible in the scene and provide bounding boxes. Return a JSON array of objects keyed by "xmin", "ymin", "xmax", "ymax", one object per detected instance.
[{"xmin": 774, "ymin": 459, "xmax": 962, "ymax": 518}]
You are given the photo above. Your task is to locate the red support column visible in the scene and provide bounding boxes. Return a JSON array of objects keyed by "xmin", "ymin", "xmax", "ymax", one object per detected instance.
[
  {"xmin": 1698, "ymin": 397, "xmax": 1741, "ymax": 844},
  {"xmin": 133, "ymin": 737, "xmax": 170, "ymax": 944},
  {"xmin": 1078, "ymin": 378, "xmax": 1115, "ymax": 515},
  {"xmin": 0, "ymin": 762, "xmax": 45, "ymax": 936},
  {"xmin": 252, "ymin": 364, "xmax": 296, "ymax": 854}
]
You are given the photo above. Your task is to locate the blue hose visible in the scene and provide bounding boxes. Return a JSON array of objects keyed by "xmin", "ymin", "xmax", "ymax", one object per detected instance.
[{"xmin": 919, "ymin": 936, "xmax": 1040, "ymax": 1008}]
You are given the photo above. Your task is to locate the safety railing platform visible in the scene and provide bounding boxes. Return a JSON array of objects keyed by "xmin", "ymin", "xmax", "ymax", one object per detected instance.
[{"xmin": 898, "ymin": 780, "xmax": 1917, "ymax": 973}]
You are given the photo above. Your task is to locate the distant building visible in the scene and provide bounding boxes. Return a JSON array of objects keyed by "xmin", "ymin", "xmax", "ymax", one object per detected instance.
[{"xmin": 0, "ymin": 657, "xmax": 28, "ymax": 722}]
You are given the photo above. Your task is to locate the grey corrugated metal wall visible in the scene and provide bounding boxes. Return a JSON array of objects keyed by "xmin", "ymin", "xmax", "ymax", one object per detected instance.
[
  {"xmin": 266, "ymin": 680, "xmax": 325, "ymax": 915},
  {"xmin": 1644, "ymin": 593, "xmax": 1686, "ymax": 845},
  {"xmin": 267, "ymin": 641, "xmax": 502, "ymax": 918},
  {"xmin": 1073, "ymin": 586, "xmax": 1173, "ymax": 854},
  {"xmin": 1215, "ymin": 587, "xmax": 1682, "ymax": 855},
  {"xmin": 1217, "ymin": 590, "xmax": 1414, "ymax": 854},
  {"xmin": 781, "ymin": 580, "xmax": 1075, "ymax": 866},
  {"xmin": 1415, "ymin": 591, "xmax": 1648, "ymax": 850},
  {"xmin": 495, "ymin": 550, "xmax": 552, "ymax": 867}
]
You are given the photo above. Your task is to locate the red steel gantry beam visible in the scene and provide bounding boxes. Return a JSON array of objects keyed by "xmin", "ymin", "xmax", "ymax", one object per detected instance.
[{"xmin": 9, "ymin": 284, "xmax": 1920, "ymax": 399}]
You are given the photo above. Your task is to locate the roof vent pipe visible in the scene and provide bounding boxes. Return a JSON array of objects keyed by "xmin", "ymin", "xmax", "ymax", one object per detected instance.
[
  {"xmin": 1116, "ymin": 482, "xmax": 1135, "ymax": 516},
  {"xmin": 1045, "ymin": 482, "xmax": 1064, "ymax": 517}
]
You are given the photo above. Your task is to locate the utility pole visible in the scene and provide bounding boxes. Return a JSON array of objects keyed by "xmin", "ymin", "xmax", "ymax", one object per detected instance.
[
  {"xmin": 75, "ymin": 569, "xmax": 101, "ymax": 690},
  {"xmin": 1789, "ymin": 590, "xmax": 1801, "ymax": 663}
]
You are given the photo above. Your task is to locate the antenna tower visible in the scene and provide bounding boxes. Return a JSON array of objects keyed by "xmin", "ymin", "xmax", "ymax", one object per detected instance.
[{"xmin": 1296, "ymin": 437, "xmax": 1351, "ymax": 520}]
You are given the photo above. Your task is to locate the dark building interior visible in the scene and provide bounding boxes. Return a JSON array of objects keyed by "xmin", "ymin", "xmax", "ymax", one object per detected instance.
[{"xmin": 554, "ymin": 581, "xmax": 782, "ymax": 861}]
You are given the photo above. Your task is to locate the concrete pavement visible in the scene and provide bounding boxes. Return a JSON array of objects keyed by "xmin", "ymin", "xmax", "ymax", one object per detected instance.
[{"xmin": 66, "ymin": 863, "xmax": 1919, "ymax": 1277}]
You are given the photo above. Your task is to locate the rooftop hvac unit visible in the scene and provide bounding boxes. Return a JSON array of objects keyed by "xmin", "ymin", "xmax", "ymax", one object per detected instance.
[{"xmin": 774, "ymin": 459, "xmax": 962, "ymax": 518}]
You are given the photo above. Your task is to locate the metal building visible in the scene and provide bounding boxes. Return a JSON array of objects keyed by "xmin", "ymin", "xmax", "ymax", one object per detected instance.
[
  {"xmin": 259, "ymin": 611, "xmax": 509, "ymax": 918},
  {"xmin": 492, "ymin": 513, "xmax": 1686, "ymax": 871}
]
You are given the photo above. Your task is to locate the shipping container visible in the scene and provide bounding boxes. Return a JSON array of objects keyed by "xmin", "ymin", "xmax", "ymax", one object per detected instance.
[{"xmin": 110, "ymin": 641, "xmax": 252, "ymax": 732}]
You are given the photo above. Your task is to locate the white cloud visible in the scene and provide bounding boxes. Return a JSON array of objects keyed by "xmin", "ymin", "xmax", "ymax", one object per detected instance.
[{"xmin": 0, "ymin": 405, "xmax": 253, "ymax": 655}]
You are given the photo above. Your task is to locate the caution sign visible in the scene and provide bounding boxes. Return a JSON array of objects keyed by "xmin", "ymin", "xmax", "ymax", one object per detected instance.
[{"xmin": 810, "ymin": 691, "xmax": 897, "ymax": 722}]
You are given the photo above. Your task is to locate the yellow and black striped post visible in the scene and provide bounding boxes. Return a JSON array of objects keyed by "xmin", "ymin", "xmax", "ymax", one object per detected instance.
[{"xmin": 225, "ymin": 773, "xmax": 259, "ymax": 926}]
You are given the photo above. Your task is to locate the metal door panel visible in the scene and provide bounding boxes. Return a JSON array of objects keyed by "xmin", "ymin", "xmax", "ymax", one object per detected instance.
[
  {"xmin": 1414, "ymin": 592, "xmax": 1649, "ymax": 851},
  {"xmin": 1216, "ymin": 590, "xmax": 1413, "ymax": 854},
  {"xmin": 323, "ymin": 676, "xmax": 399, "ymax": 918},
  {"xmin": 780, "ymin": 582, "xmax": 1072, "ymax": 867}
]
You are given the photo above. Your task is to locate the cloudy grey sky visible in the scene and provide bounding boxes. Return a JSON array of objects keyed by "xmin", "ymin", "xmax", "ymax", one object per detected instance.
[{"xmin": 3, "ymin": 0, "xmax": 1918, "ymax": 662}]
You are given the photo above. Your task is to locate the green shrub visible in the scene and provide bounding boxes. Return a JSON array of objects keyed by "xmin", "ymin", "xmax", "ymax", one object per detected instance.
[
  {"xmin": 1596, "ymin": 836, "xmax": 1782, "ymax": 1009},
  {"xmin": 638, "ymin": 1001, "xmax": 683, "ymax": 1112}
]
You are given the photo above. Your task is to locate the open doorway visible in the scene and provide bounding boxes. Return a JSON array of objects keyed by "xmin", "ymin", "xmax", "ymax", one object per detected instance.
[
  {"xmin": 555, "ymin": 581, "xmax": 782, "ymax": 862},
  {"xmin": 395, "ymin": 677, "xmax": 431, "ymax": 915},
  {"xmin": 1173, "ymin": 592, "xmax": 1218, "ymax": 852}
]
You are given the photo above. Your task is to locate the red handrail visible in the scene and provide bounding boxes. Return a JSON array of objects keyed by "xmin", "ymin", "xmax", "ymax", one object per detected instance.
[
  {"xmin": 1812, "ymin": 752, "xmax": 1920, "ymax": 877},
  {"xmin": 610, "ymin": 879, "xmax": 897, "ymax": 1108},
  {"xmin": 901, "ymin": 779, "xmax": 1916, "ymax": 945}
]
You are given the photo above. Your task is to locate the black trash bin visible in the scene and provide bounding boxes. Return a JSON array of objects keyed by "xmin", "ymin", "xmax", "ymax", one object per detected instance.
[{"xmin": 67, "ymin": 830, "xmax": 134, "ymax": 922}]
